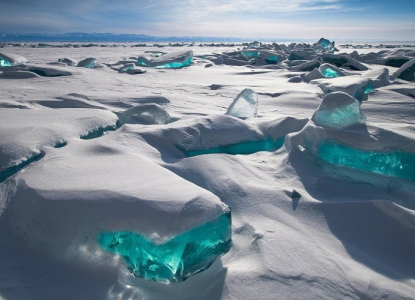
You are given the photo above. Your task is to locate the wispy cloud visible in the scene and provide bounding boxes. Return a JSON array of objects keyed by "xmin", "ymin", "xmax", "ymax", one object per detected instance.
[{"xmin": 0, "ymin": 0, "xmax": 414, "ymax": 39}]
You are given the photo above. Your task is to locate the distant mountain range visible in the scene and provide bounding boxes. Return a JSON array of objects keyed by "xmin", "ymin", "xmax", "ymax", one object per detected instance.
[{"xmin": 0, "ymin": 33, "xmax": 292, "ymax": 43}]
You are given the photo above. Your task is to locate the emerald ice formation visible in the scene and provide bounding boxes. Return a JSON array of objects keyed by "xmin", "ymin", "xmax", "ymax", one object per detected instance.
[
  {"xmin": 0, "ymin": 53, "xmax": 28, "ymax": 66},
  {"xmin": 226, "ymin": 88, "xmax": 258, "ymax": 118},
  {"xmin": 319, "ymin": 64, "xmax": 345, "ymax": 78},
  {"xmin": 312, "ymin": 92, "xmax": 366, "ymax": 129},
  {"xmin": 0, "ymin": 57, "xmax": 11, "ymax": 66},
  {"xmin": 77, "ymin": 58, "xmax": 97, "ymax": 69},
  {"xmin": 100, "ymin": 210, "xmax": 232, "ymax": 284},
  {"xmin": 137, "ymin": 50, "xmax": 193, "ymax": 69},
  {"xmin": 184, "ymin": 137, "xmax": 284, "ymax": 157},
  {"xmin": 318, "ymin": 141, "xmax": 415, "ymax": 181}
]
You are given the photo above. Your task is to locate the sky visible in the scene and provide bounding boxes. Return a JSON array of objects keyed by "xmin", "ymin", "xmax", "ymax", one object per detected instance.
[{"xmin": 0, "ymin": 0, "xmax": 414, "ymax": 40}]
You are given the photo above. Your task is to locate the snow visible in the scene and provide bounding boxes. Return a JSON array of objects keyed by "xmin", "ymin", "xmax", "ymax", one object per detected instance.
[{"xmin": 0, "ymin": 41, "xmax": 415, "ymax": 300}]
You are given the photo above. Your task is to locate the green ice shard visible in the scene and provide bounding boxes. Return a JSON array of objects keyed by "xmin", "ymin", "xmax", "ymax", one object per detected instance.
[
  {"xmin": 0, "ymin": 58, "xmax": 12, "ymax": 67},
  {"xmin": 241, "ymin": 51, "xmax": 258, "ymax": 60},
  {"xmin": 364, "ymin": 82, "xmax": 373, "ymax": 94},
  {"xmin": 313, "ymin": 101, "xmax": 366, "ymax": 129},
  {"xmin": 155, "ymin": 57, "xmax": 193, "ymax": 69},
  {"xmin": 99, "ymin": 210, "xmax": 232, "ymax": 284},
  {"xmin": 184, "ymin": 137, "xmax": 285, "ymax": 157},
  {"xmin": 318, "ymin": 141, "xmax": 415, "ymax": 181},
  {"xmin": 321, "ymin": 67, "xmax": 340, "ymax": 78}
]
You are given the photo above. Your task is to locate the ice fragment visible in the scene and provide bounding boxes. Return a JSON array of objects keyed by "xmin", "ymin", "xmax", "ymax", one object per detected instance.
[
  {"xmin": 312, "ymin": 92, "xmax": 366, "ymax": 129},
  {"xmin": 226, "ymin": 88, "xmax": 258, "ymax": 118},
  {"xmin": 318, "ymin": 141, "xmax": 415, "ymax": 181},
  {"xmin": 99, "ymin": 210, "xmax": 231, "ymax": 284}
]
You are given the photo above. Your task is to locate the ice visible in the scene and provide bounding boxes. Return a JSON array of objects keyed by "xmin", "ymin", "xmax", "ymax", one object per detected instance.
[
  {"xmin": 316, "ymin": 76, "xmax": 373, "ymax": 101},
  {"xmin": 319, "ymin": 63, "xmax": 345, "ymax": 78},
  {"xmin": 226, "ymin": 88, "xmax": 258, "ymax": 118},
  {"xmin": 393, "ymin": 58, "xmax": 415, "ymax": 82},
  {"xmin": 362, "ymin": 68, "xmax": 390, "ymax": 88},
  {"xmin": 322, "ymin": 53, "xmax": 368, "ymax": 71},
  {"xmin": 58, "ymin": 58, "xmax": 77, "ymax": 66},
  {"xmin": 183, "ymin": 137, "xmax": 284, "ymax": 157},
  {"xmin": 289, "ymin": 50, "xmax": 317, "ymax": 61},
  {"xmin": 312, "ymin": 92, "xmax": 366, "ymax": 129},
  {"xmin": 321, "ymin": 67, "xmax": 339, "ymax": 78},
  {"xmin": 77, "ymin": 57, "xmax": 97, "ymax": 69},
  {"xmin": 118, "ymin": 63, "xmax": 136, "ymax": 73},
  {"xmin": 0, "ymin": 53, "xmax": 28, "ymax": 66},
  {"xmin": 117, "ymin": 104, "xmax": 172, "ymax": 125},
  {"xmin": 241, "ymin": 50, "xmax": 258, "ymax": 60},
  {"xmin": 137, "ymin": 50, "xmax": 193, "ymax": 69},
  {"xmin": 385, "ymin": 56, "xmax": 410, "ymax": 68},
  {"xmin": 0, "ymin": 57, "xmax": 12, "ymax": 66},
  {"xmin": 289, "ymin": 59, "xmax": 320, "ymax": 71},
  {"xmin": 318, "ymin": 140, "xmax": 415, "ymax": 181},
  {"xmin": 100, "ymin": 210, "xmax": 231, "ymax": 284},
  {"xmin": 316, "ymin": 38, "xmax": 331, "ymax": 49}
]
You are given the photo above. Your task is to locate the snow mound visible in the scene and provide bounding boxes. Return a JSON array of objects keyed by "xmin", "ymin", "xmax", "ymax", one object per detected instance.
[
  {"xmin": 0, "ymin": 70, "xmax": 40, "ymax": 79},
  {"xmin": 315, "ymin": 75, "xmax": 373, "ymax": 101},
  {"xmin": 58, "ymin": 58, "xmax": 77, "ymax": 66},
  {"xmin": 0, "ymin": 135, "xmax": 230, "ymax": 282},
  {"xmin": 28, "ymin": 65, "xmax": 73, "ymax": 77},
  {"xmin": 0, "ymin": 108, "xmax": 118, "ymax": 175},
  {"xmin": 362, "ymin": 68, "xmax": 390, "ymax": 88}
]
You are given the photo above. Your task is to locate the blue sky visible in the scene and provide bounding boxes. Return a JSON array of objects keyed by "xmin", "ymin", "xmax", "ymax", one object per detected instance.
[{"xmin": 1, "ymin": 0, "xmax": 414, "ymax": 40}]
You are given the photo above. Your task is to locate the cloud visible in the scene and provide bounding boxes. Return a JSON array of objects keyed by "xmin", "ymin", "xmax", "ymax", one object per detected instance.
[{"xmin": 0, "ymin": 0, "xmax": 414, "ymax": 40}]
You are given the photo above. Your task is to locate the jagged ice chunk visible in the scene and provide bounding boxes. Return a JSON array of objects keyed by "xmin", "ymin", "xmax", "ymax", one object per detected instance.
[
  {"xmin": 226, "ymin": 88, "xmax": 258, "ymax": 118},
  {"xmin": 318, "ymin": 141, "xmax": 415, "ymax": 181},
  {"xmin": 100, "ymin": 210, "xmax": 231, "ymax": 284},
  {"xmin": 312, "ymin": 92, "xmax": 366, "ymax": 129}
]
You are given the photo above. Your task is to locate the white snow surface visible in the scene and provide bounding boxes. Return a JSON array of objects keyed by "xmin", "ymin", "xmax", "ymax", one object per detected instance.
[{"xmin": 0, "ymin": 43, "xmax": 415, "ymax": 300}]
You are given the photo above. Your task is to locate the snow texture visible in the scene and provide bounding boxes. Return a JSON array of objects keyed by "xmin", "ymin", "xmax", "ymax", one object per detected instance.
[{"xmin": 1, "ymin": 41, "xmax": 415, "ymax": 300}]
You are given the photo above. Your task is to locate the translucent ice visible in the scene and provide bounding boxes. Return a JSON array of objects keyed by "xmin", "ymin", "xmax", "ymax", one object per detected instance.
[
  {"xmin": 226, "ymin": 88, "xmax": 258, "ymax": 118},
  {"xmin": 318, "ymin": 141, "xmax": 415, "ymax": 181},
  {"xmin": 99, "ymin": 210, "xmax": 231, "ymax": 284},
  {"xmin": 322, "ymin": 68, "xmax": 339, "ymax": 78},
  {"xmin": 155, "ymin": 57, "xmax": 192, "ymax": 69},
  {"xmin": 241, "ymin": 50, "xmax": 258, "ymax": 60},
  {"xmin": 77, "ymin": 58, "xmax": 97, "ymax": 69},
  {"xmin": 0, "ymin": 58, "xmax": 11, "ymax": 67},
  {"xmin": 137, "ymin": 50, "xmax": 193, "ymax": 69},
  {"xmin": 319, "ymin": 64, "xmax": 345, "ymax": 78},
  {"xmin": 0, "ymin": 53, "xmax": 28, "ymax": 66},
  {"xmin": 316, "ymin": 38, "xmax": 331, "ymax": 49},
  {"xmin": 312, "ymin": 92, "xmax": 366, "ymax": 129},
  {"xmin": 117, "ymin": 104, "xmax": 172, "ymax": 125},
  {"xmin": 393, "ymin": 58, "xmax": 415, "ymax": 82},
  {"xmin": 184, "ymin": 137, "xmax": 284, "ymax": 157}
]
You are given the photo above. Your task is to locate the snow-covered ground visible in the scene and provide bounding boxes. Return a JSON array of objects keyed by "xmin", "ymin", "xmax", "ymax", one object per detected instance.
[{"xmin": 0, "ymin": 42, "xmax": 415, "ymax": 300}]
